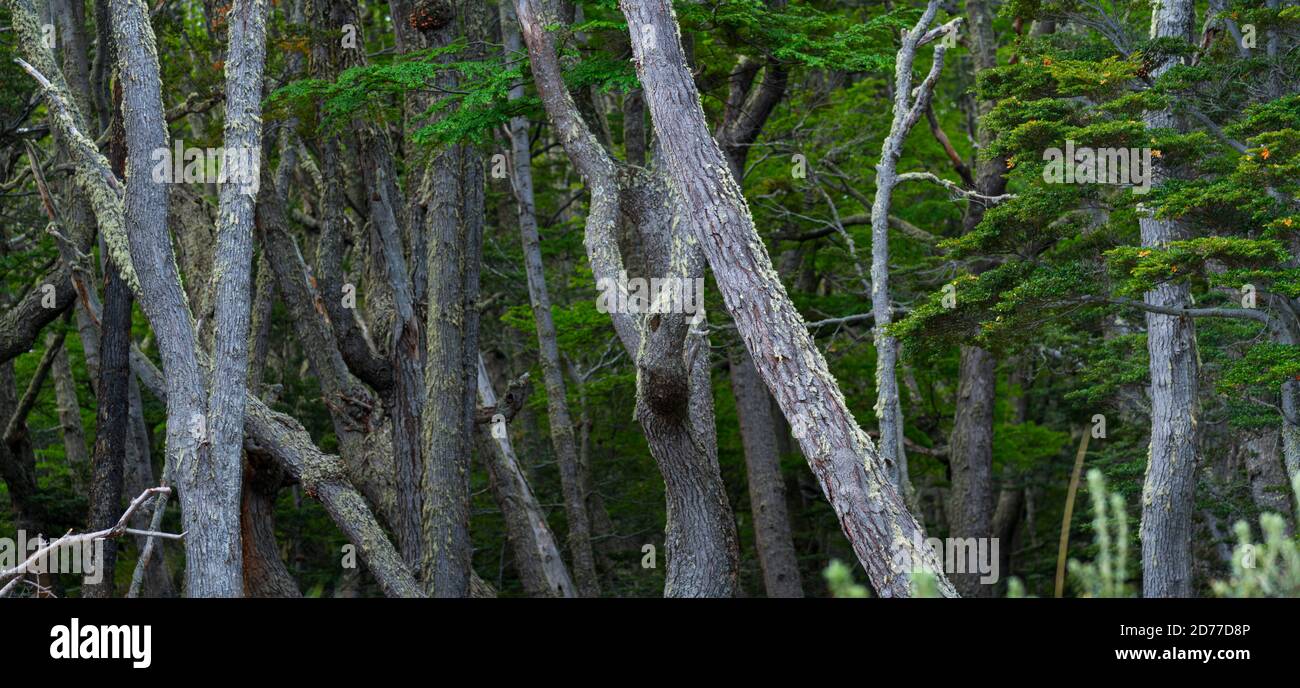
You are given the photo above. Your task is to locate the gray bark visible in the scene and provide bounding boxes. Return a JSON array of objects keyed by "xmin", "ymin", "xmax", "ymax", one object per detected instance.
[
  {"xmin": 202, "ymin": 0, "xmax": 271, "ymax": 595},
  {"xmin": 502, "ymin": 0, "xmax": 601, "ymax": 597},
  {"xmin": 112, "ymin": 0, "xmax": 234, "ymax": 596},
  {"xmin": 476, "ymin": 355, "xmax": 577, "ymax": 597},
  {"xmin": 1139, "ymin": 0, "xmax": 1198, "ymax": 599},
  {"xmin": 870, "ymin": 4, "xmax": 954, "ymax": 505}
]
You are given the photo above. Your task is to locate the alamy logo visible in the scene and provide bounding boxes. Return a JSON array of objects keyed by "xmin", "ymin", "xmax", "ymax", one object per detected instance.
[
  {"xmin": 596, "ymin": 272, "xmax": 706, "ymax": 324},
  {"xmin": 50, "ymin": 618, "xmax": 152, "ymax": 669},
  {"xmin": 1042, "ymin": 140, "xmax": 1153, "ymax": 195},
  {"xmin": 150, "ymin": 139, "xmax": 260, "ymax": 195},
  {"xmin": 892, "ymin": 534, "xmax": 1000, "ymax": 585},
  {"xmin": 0, "ymin": 530, "xmax": 104, "ymax": 584}
]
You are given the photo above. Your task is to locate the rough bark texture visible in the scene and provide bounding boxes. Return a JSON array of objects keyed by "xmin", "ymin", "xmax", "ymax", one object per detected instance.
[
  {"xmin": 112, "ymin": 0, "xmax": 237, "ymax": 596},
  {"xmin": 948, "ymin": 345, "xmax": 996, "ymax": 597},
  {"xmin": 204, "ymin": 0, "xmax": 272, "ymax": 595},
  {"xmin": 870, "ymin": 4, "xmax": 952, "ymax": 505},
  {"xmin": 619, "ymin": 0, "xmax": 953, "ymax": 597},
  {"xmin": 406, "ymin": 0, "xmax": 489, "ymax": 598},
  {"xmin": 1139, "ymin": 0, "xmax": 1198, "ymax": 599}
]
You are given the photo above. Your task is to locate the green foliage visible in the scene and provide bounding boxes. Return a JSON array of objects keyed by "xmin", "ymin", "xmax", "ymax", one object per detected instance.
[
  {"xmin": 1067, "ymin": 470, "xmax": 1135, "ymax": 598},
  {"xmin": 677, "ymin": 0, "xmax": 909, "ymax": 73},
  {"xmin": 1213, "ymin": 476, "xmax": 1300, "ymax": 597},
  {"xmin": 823, "ymin": 559, "xmax": 870, "ymax": 598},
  {"xmin": 993, "ymin": 422, "xmax": 1071, "ymax": 472},
  {"xmin": 1105, "ymin": 237, "xmax": 1289, "ymax": 297},
  {"xmin": 1219, "ymin": 343, "xmax": 1300, "ymax": 392}
]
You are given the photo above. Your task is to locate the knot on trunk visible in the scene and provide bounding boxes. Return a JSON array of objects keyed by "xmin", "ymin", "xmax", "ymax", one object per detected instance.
[
  {"xmin": 407, "ymin": 0, "xmax": 454, "ymax": 34},
  {"xmin": 637, "ymin": 362, "xmax": 690, "ymax": 418}
]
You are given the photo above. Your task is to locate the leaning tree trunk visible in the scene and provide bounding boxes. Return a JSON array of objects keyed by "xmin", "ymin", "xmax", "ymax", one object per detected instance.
[
  {"xmin": 619, "ymin": 0, "xmax": 953, "ymax": 597},
  {"xmin": 501, "ymin": 0, "xmax": 600, "ymax": 596},
  {"xmin": 1139, "ymin": 0, "xmax": 1198, "ymax": 599},
  {"xmin": 476, "ymin": 355, "xmax": 577, "ymax": 597}
]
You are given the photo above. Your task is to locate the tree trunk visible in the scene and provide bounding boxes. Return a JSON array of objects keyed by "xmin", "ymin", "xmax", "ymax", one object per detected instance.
[
  {"xmin": 619, "ymin": 0, "xmax": 953, "ymax": 597},
  {"xmin": 501, "ymin": 0, "xmax": 600, "ymax": 596},
  {"xmin": 1139, "ymin": 0, "xmax": 1197, "ymax": 598},
  {"xmin": 869, "ymin": 4, "xmax": 952, "ymax": 504},
  {"xmin": 241, "ymin": 454, "xmax": 302, "ymax": 597},
  {"xmin": 943, "ymin": 0, "xmax": 1005, "ymax": 599},
  {"xmin": 730, "ymin": 354, "xmax": 803, "ymax": 596},
  {"xmin": 112, "ymin": 0, "xmax": 234, "ymax": 595},
  {"xmin": 514, "ymin": 0, "xmax": 739, "ymax": 596},
  {"xmin": 476, "ymin": 355, "xmax": 577, "ymax": 597},
  {"xmin": 82, "ymin": 262, "xmax": 131, "ymax": 598},
  {"xmin": 47, "ymin": 331, "xmax": 89, "ymax": 477},
  {"xmin": 948, "ymin": 345, "xmax": 996, "ymax": 597},
  {"xmin": 0, "ymin": 363, "xmax": 44, "ymax": 534},
  {"xmin": 1242, "ymin": 430, "xmax": 1295, "ymax": 530},
  {"xmin": 201, "ymin": 0, "xmax": 272, "ymax": 595}
]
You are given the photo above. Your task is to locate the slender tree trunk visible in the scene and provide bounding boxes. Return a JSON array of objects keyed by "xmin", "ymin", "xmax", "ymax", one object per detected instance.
[
  {"xmin": 112, "ymin": 0, "xmax": 232, "ymax": 595},
  {"xmin": 82, "ymin": 261, "xmax": 131, "ymax": 598},
  {"xmin": 514, "ymin": 0, "xmax": 739, "ymax": 596},
  {"xmin": 1139, "ymin": 0, "xmax": 1198, "ymax": 598},
  {"xmin": 501, "ymin": 0, "xmax": 600, "ymax": 596},
  {"xmin": 476, "ymin": 355, "xmax": 577, "ymax": 597},
  {"xmin": 1242, "ymin": 430, "xmax": 1295, "ymax": 530},
  {"xmin": 47, "ymin": 331, "xmax": 89, "ymax": 478},
  {"xmin": 870, "ymin": 5, "xmax": 953, "ymax": 504},
  {"xmin": 948, "ymin": 345, "xmax": 996, "ymax": 596},
  {"xmin": 730, "ymin": 354, "xmax": 803, "ymax": 596},
  {"xmin": 200, "ymin": 0, "xmax": 271, "ymax": 595},
  {"xmin": 944, "ymin": 0, "xmax": 1005, "ymax": 599}
]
